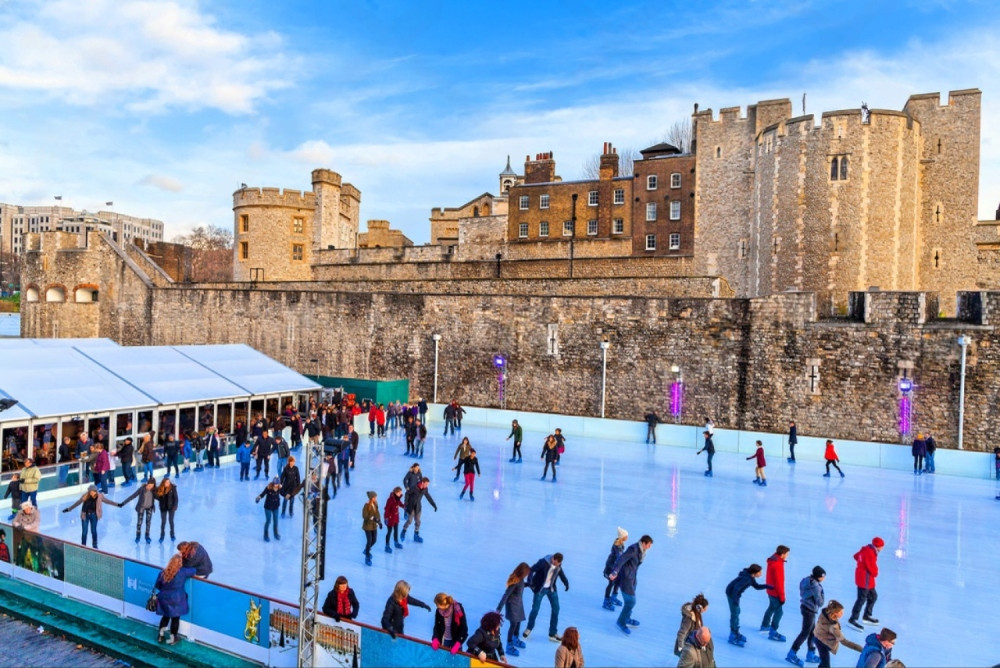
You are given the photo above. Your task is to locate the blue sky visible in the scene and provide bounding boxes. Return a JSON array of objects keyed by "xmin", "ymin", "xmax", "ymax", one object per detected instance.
[{"xmin": 1, "ymin": 0, "xmax": 999, "ymax": 244}]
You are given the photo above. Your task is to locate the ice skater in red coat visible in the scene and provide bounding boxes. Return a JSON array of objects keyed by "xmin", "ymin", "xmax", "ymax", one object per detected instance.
[
  {"xmin": 383, "ymin": 487, "xmax": 405, "ymax": 553},
  {"xmin": 747, "ymin": 440, "xmax": 767, "ymax": 486},
  {"xmin": 760, "ymin": 545, "xmax": 789, "ymax": 641},
  {"xmin": 823, "ymin": 440, "xmax": 845, "ymax": 478},
  {"xmin": 847, "ymin": 537, "xmax": 884, "ymax": 630}
]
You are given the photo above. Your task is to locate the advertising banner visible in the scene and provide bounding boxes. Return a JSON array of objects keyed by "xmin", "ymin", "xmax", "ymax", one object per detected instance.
[
  {"xmin": 190, "ymin": 579, "xmax": 270, "ymax": 649},
  {"xmin": 360, "ymin": 627, "xmax": 468, "ymax": 668},
  {"xmin": 12, "ymin": 529, "xmax": 64, "ymax": 580}
]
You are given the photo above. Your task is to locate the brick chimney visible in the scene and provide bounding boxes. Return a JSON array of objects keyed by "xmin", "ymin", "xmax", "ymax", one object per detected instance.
[
  {"xmin": 524, "ymin": 152, "xmax": 556, "ymax": 184},
  {"xmin": 599, "ymin": 142, "xmax": 619, "ymax": 180}
]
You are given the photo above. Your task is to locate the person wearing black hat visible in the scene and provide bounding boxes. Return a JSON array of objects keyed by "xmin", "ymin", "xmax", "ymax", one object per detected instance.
[{"xmin": 786, "ymin": 566, "xmax": 826, "ymax": 666}]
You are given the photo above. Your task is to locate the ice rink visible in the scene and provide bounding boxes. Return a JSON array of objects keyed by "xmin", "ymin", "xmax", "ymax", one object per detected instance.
[{"xmin": 39, "ymin": 419, "xmax": 997, "ymax": 667}]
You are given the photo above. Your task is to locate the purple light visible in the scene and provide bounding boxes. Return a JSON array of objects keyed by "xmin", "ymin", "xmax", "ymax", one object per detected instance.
[
  {"xmin": 493, "ymin": 354, "xmax": 506, "ymax": 368},
  {"xmin": 899, "ymin": 395, "xmax": 912, "ymax": 437},
  {"xmin": 670, "ymin": 381, "xmax": 683, "ymax": 417}
]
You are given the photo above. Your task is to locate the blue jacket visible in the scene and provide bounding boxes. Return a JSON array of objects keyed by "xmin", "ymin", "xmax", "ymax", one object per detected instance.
[
  {"xmin": 725, "ymin": 568, "xmax": 769, "ymax": 601},
  {"xmin": 799, "ymin": 575, "xmax": 825, "ymax": 613},
  {"xmin": 603, "ymin": 542, "xmax": 625, "ymax": 577},
  {"xmin": 236, "ymin": 444, "xmax": 252, "ymax": 464},
  {"xmin": 609, "ymin": 541, "xmax": 647, "ymax": 596},
  {"xmin": 528, "ymin": 555, "xmax": 569, "ymax": 593},
  {"xmin": 856, "ymin": 632, "xmax": 889, "ymax": 668},
  {"xmin": 155, "ymin": 566, "xmax": 196, "ymax": 618}
]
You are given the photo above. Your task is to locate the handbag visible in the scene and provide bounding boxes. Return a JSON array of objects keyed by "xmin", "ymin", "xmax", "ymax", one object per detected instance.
[{"xmin": 146, "ymin": 591, "xmax": 158, "ymax": 612}]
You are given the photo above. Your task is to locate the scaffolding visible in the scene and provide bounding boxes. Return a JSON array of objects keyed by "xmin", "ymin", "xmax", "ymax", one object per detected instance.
[{"xmin": 296, "ymin": 438, "xmax": 327, "ymax": 666}]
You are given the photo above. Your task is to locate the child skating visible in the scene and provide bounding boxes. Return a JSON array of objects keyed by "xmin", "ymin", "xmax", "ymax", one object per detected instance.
[
  {"xmin": 747, "ymin": 440, "xmax": 767, "ymax": 486},
  {"xmin": 602, "ymin": 527, "xmax": 628, "ymax": 610},
  {"xmin": 725, "ymin": 563, "xmax": 773, "ymax": 647},
  {"xmin": 823, "ymin": 440, "xmax": 845, "ymax": 478},
  {"xmin": 458, "ymin": 448, "xmax": 481, "ymax": 501}
]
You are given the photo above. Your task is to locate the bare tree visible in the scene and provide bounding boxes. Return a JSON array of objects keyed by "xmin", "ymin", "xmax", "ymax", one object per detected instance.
[
  {"xmin": 662, "ymin": 119, "xmax": 693, "ymax": 153},
  {"xmin": 172, "ymin": 224, "xmax": 233, "ymax": 250},
  {"xmin": 171, "ymin": 225, "xmax": 234, "ymax": 282},
  {"xmin": 581, "ymin": 146, "xmax": 640, "ymax": 179}
]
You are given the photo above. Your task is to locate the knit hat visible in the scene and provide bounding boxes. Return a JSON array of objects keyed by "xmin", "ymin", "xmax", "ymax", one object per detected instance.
[
  {"xmin": 812, "ymin": 566, "xmax": 826, "ymax": 579},
  {"xmin": 88, "ymin": 484, "xmax": 98, "ymax": 493},
  {"xmin": 271, "ymin": 477, "xmax": 280, "ymax": 485},
  {"xmin": 872, "ymin": 537, "xmax": 885, "ymax": 548},
  {"xmin": 616, "ymin": 527, "xmax": 628, "ymax": 541},
  {"xmin": 20, "ymin": 501, "xmax": 33, "ymax": 509},
  {"xmin": 366, "ymin": 490, "xmax": 377, "ymax": 500}
]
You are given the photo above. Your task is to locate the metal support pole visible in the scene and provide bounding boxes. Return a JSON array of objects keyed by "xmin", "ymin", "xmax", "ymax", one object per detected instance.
[
  {"xmin": 599, "ymin": 341, "xmax": 609, "ymax": 418},
  {"xmin": 432, "ymin": 334, "xmax": 442, "ymax": 403},
  {"xmin": 957, "ymin": 335, "xmax": 968, "ymax": 450},
  {"xmin": 297, "ymin": 437, "xmax": 325, "ymax": 667}
]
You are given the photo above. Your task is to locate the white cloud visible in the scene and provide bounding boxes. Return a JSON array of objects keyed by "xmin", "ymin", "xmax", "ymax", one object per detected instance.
[
  {"xmin": 137, "ymin": 174, "xmax": 184, "ymax": 193},
  {"xmin": 0, "ymin": 0, "xmax": 294, "ymax": 114}
]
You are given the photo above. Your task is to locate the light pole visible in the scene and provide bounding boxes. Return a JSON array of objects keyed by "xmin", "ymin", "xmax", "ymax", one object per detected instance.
[
  {"xmin": 493, "ymin": 354, "xmax": 508, "ymax": 409},
  {"xmin": 670, "ymin": 365, "xmax": 683, "ymax": 424},
  {"xmin": 957, "ymin": 335, "xmax": 969, "ymax": 450},
  {"xmin": 432, "ymin": 334, "xmax": 442, "ymax": 403},
  {"xmin": 599, "ymin": 339, "xmax": 610, "ymax": 418}
]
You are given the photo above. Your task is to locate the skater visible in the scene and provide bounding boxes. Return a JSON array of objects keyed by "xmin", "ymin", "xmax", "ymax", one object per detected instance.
[
  {"xmin": 362, "ymin": 491, "xmax": 382, "ymax": 566},
  {"xmin": 205, "ymin": 426, "xmax": 222, "ymax": 468},
  {"xmin": 553, "ymin": 428, "xmax": 566, "ymax": 464},
  {"xmin": 400, "ymin": 477, "xmax": 437, "ymax": 543},
  {"xmin": 155, "ymin": 477, "xmax": 179, "ymax": 543},
  {"xmin": 252, "ymin": 429, "xmax": 274, "ymax": 480},
  {"xmin": 813, "ymin": 601, "xmax": 862, "ymax": 668},
  {"xmin": 506, "ymin": 419, "xmax": 523, "ymax": 462},
  {"xmin": 431, "ymin": 592, "xmax": 468, "ymax": 653},
  {"xmin": 523, "ymin": 552, "xmax": 570, "ymax": 643},
  {"xmin": 786, "ymin": 566, "xmax": 826, "ymax": 667},
  {"xmin": 607, "ymin": 534, "xmax": 654, "ymax": 635},
  {"xmin": 858, "ymin": 628, "xmax": 896, "ymax": 668},
  {"xmin": 414, "ymin": 418, "xmax": 427, "ymax": 458},
  {"xmin": 383, "ymin": 486, "xmax": 405, "ymax": 553},
  {"xmin": 697, "ymin": 431, "xmax": 716, "ymax": 477},
  {"xmin": 139, "ymin": 433, "xmax": 155, "ymax": 481},
  {"xmin": 677, "ymin": 626, "xmax": 715, "ymax": 668},
  {"xmin": 117, "ymin": 437, "xmax": 136, "ymax": 485},
  {"xmin": 236, "ymin": 439, "xmax": 252, "ymax": 481},
  {"xmin": 452, "ymin": 438, "xmax": 472, "ymax": 481},
  {"xmin": 466, "ymin": 611, "xmax": 506, "ymax": 663},
  {"xmin": 119, "ymin": 476, "xmax": 157, "ymax": 544},
  {"xmin": 644, "ymin": 409, "xmax": 661, "ymax": 444},
  {"xmin": 443, "ymin": 402, "xmax": 457, "ymax": 436},
  {"xmin": 190, "ymin": 430, "xmax": 206, "ymax": 470},
  {"xmin": 555, "ymin": 627, "xmax": 585, "ymax": 668},
  {"xmin": 602, "ymin": 527, "xmax": 628, "ymax": 610},
  {"xmin": 336, "ymin": 435, "xmax": 352, "ymax": 488},
  {"xmin": 279, "ymin": 456, "xmax": 301, "ymax": 517},
  {"xmin": 911, "ymin": 433, "xmax": 926, "ymax": 475},
  {"xmin": 12, "ymin": 500, "xmax": 39, "ymax": 532},
  {"xmin": 274, "ymin": 434, "xmax": 290, "ymax": 475},
  {"xmin": 994, "ymin": 447, "xmax": 1000, "ymax": 481},
  {"xmin": 724, "ymin": 563, "xmax": 772, "ymax": 647},
  {"xmin": 254, "ymin": 477, "xmax": 282, "ymax": 542},
  {"xmin": 375, "ymin": 403, "xmax": 387, "ymax": 437},
  {"xmin": 92, "ymin": 444, "xmax": 112, "ymax": 494},
  {"xmin": 674, "ymin": 594, "xmax": 709, "ymax": 656},
  {"xmin": 761, "ymin": 545, "xmax": 790, "ymax": 642},
  {"xmin": 19, "ymin": 458, "xmax": 41, "ymax": 507},
  {"xmin": 322, "ymin": 575, "xmax": 360, "ymax": 622},
  {"xmin": 380, "ymin": 580, "xmax": 431, "ymax": 638},
  {"xmin": 153, "ymin": 554, "xmax": 196, "ymax": 645},
  {"xmin": 418, "ymin": 397, "xmax": 428, "ymax": 424},
  {"xmin": 4, "ymin": 473, "xmax": 21, "ymax": 520},
  {"xmin": 541, "ymin": 435, "xmax": 559, "ymax": 481},
  {"xmin": 848, "ymin": 537, "xmax": 884, "ymax": 630},
  {"xmin": 61, "ymin": 484, "xmax": 115, "ymax": 549},
  {"xmin": 404, "ymin": 462, "xmax": 423, "ymax": 502},
  {"xmin": 458, "ymin": 448, "xmax": 481, "ymax": 501},
  {"xmin": 497, "ymin": 562, "xmax": 530, "ymax": 657},
  {"xmin": 177, "ymin": 541, "xmax": 213, "ymax": 578},
  {"xmin": 404, "ymin": 415, "xmax": 416, "ymax": 455},
  {"xmin": 747, "ymin": 440, "xmax": 767, "ymax": 486},
  {"xmin": 347, "ymin": 422, "xmax": 359, "ymax": 469},
  {"xmin": 923, "ymin": 432, "xmax": 936, "ymax": 473},
  {"xmin": 704, "ymin": 417, "xmax": 715, "ymax": 436},
  {"xmin": 453, "ymin": 401, "xmax": 466, "ymax": 429},
  {"xmin": 163, "ymin": 434, "xmax": 181, "ymax": 477},
  {"xmin": 787, "ymin": 421, "xmax": 798, "ymax": 463},
  {"xmin": 823, "ymin": 440, "xmax": 845, "ymax": 477}
]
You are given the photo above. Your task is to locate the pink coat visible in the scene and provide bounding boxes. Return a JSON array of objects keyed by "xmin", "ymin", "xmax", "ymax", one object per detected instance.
[{"xmin": 747, "ymin": 447, "xmax": 766, "ymax": 467}]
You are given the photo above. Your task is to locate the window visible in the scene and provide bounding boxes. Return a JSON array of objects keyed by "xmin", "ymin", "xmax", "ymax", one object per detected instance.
[
  {"xmin": 240, "ymin": 214, "xmax": 249, "ymax": 232},
  {"xmin": 613, "ymin": 218, "xmax": 624, "ymax": 234},
  {"xmin": 588, "ymin": 191, "xmax": 598, "ymax": 206},
  {"xmin": 716, "ymin": 146, "xmax": 722, "ymax": 158},
  {"xmin": 292, "ymin": 217, "xmax": 304, "ymax": 234},
  {"xmin": 647, "ymin": 175, "xmax": 657, "ymax": 190},
  {"xmin": 240, "ymin": 241, "xmax": 249, "ymax": 260},
  {"xmin": 563, "ymin": 221, "xmax": 573, "ymax": 236},
  {"xmin": 587, "ymin": 219, "xmax": 598, "ymax": 235},
  {"xmin": 539, "ymin": 221, "xmax": 549, "ymax": 237},
  {"xmin": 830, "ymin": 155, "xmax": 849, "ymax": 181},
  {"xmin": 671, "ymin": 173, "xmax": 681, "ymax": 188},
  {"xmin": 646, "ymin": 203, "xmax": 657, "ymax": 221},
  {"xmin": 519, "ymin": 195, "xmax": 529, "ymax": 210},
  {"xmin": 645, "ymin": 234, "xmax": 656, "ymax": 251},
  {"xmin": 292, "ymin": 244, "xmax": 304, "ymax": 261},
  {"xmin": 612, "ymin": 189, "xmax": 624, "ymax": 205},
  {"xmin": 518, "ymin": 223, "xmax": 529, "ymax": 238},
  {"xmin": 540, "ymin": 194, "xmax": 550, "ymax": 209},
  {"xmin": 670, "ymin": 201, "xmax": 681, "ymax": 220},
  {"xmin": 669, "ymin": 233, "xmax": 681, "ymax": 249}
]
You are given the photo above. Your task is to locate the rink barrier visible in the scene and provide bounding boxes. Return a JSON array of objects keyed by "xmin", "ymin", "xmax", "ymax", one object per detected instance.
[
  {"xmin": 430, "ymin": 404, "xmax": 997, "ymax": 480},
  {"xmin": 0, "ymin": 521, "xmax": 508, "ymax": 667}
]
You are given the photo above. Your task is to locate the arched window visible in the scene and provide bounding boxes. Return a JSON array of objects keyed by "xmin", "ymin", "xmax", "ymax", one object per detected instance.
[
  {"xmin": 45, "ymin": 286, "xmax": 66, "ymax": 302},
  {"xmin": 840, "ymin": 155, "xmax": 849, "ymax": 180},
  {"xmin": 74, "ymin": 285, "xmax": 99, "ymax": 302},
  {"xmin": 830, "ymin": 157, "xmax": 839, "ymax": 181},
  {"xmin": 25, "ymin": 286, "xmax": 40, "ymax": 302}
]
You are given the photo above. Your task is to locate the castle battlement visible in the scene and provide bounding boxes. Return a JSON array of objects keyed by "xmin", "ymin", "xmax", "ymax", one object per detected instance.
[
  {"xmin": 233, "ymin": 187, "xmax": 317, "ymax": 209},
  {"xmin": 340, "ymin": 184, "xmax": 361, "ymax": 201}
]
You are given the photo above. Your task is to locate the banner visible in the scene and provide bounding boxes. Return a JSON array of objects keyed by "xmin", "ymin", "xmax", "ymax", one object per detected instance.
[
  {"xmin": 64, "ymin": 545, "xmax": 124, "ymax": 599},
  {"xmin": 190, "ymin": 579, "xmax": 270, "ymax": 648},
  {"xmin": 12, "ymin": 529, "xmax": 64, "ymax": 580},
  {"xmin": 360, "ymin": 627, "xmax": 468, "ymax": 668}
]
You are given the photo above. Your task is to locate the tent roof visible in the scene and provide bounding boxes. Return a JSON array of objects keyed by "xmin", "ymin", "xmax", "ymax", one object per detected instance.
[{"xmin": 0, "ymin": 341, "xmax": 320, "ymax": 423}]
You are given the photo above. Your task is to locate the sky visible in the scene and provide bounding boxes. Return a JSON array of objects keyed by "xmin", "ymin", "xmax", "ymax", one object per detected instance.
[{"xmin": 1, "ymin": 0, "xmax": 999, "ymax": 244}]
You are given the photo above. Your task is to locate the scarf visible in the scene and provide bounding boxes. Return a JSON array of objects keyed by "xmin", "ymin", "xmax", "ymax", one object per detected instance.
[
  {"xmin": 400, "ymin": 597, "xmax": 409, "ymax": 618},
  {"xmin": 336, "ymin": 589, "xmax": 352, "ymax": 618}
]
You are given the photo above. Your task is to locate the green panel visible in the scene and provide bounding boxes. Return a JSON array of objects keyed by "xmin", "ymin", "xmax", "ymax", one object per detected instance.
[
  {"xmin": 307, "ymin": 376, "xmax": 410, "ymax": 406},
  {"xmin": 64, "ymin": 544, "xmax": 124, "ymax": 600}
]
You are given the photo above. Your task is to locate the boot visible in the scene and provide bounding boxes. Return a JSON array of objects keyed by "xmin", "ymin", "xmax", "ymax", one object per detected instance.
[
  {"xmin": 145, "ymin": 535, "xmax": 152, "ymax": 544},
  {"xmin": 166, "ymin": 633, "xmax": 177, "ymax": 645},
  {"xmin": 506, "ymin": 644, "xmax": 520, "ymax": 657},
  {"xmin": 394, "ymin": 541, "xmax": 404, "ymax": 549},
  {"xmin": 728, "ymin": 632, "xmax": 745, "ymax": 647},
  {"xmin": 737, "ymin": 632, "xmax": 748, "ymax": 642},
  {"xmin": 760, "ymin": 479, "xmax": 767, "ymax": 487},
  {"xmin": 822, "ymin": 472, "xmax": 831, "ymax": 477},
  {"xmin": 459, "ymin": 490, "xmax": 465, "ymax": 499},
  {"xmin": 806, "ymin": 650, "xmax": 821, "ymax": 664},
  {"xmin": 264, "ymin": 532, "xmax": 270, "ymax": 542},
  {"xmin": 786, "ymin": 650, "xmax": 804, "ymax": 667},
  {"xmin": 839, "ymin": 471, "xmax": 845, "ymax": 478},
  {"xmin": 400, "ymin": 528, "xmax": 407, "ymax": 541},
  {"xmin": 158, "ymin": 627, "xmax": 168, "ymax": 643},
  {"xmin": 365, "ymin": 556, "xmax": 372, "ymax": 566},
  {"xmin": 385, "ymin": 545, "xmax": 393, "ymax": 553},
  {"xmin": 768, "ymin": 629, "xmax": 786, "ymax": 642},
  {"xmin": 413, "ymin": 532, "xmax": 424, "ymax": 543},
  {"xmin": 602, "ymin": 597, "xmax": 615, "ymax": 611},
  {"xmin": 469, "ymin": 493, "xmax": 474, "ymax": 501},
  {"xmin": 611, "ymin": 595, "xmax": 623, "ymax": 606}
]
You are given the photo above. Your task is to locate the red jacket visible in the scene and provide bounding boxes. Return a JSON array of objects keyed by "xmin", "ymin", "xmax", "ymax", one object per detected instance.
[
  {"xmin": 375, "ymin": 408, "xmax": 386, "ymax": 426},
  {"xmin": 854, "ymin": 544, "xmax": 879, "ymax": 589},
  {"xmin": 747, "ymin": 447, "xmax": 766, "ymax": 468},
  {"xmin": 824, "ymin": 443, "xmax": 839, "ymax": 461},
  {"xmin": 765, "ymin": 553, "xmax": 786, "ymax": 603},
  {"xmin": 384, "ymin": 494, "xmax": 405, "ymax": 527}
]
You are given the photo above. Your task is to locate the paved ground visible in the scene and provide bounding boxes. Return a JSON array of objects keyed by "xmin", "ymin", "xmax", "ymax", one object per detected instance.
[{"xmin": 0, "ymin": 613, "xmax": 123, "ymax": 667}]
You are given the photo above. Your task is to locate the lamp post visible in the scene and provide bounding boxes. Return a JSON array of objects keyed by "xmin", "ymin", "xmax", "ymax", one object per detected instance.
[
  {"xmin": 493, "ymin": 354, "xmax": 507, "ymax": 409},
  {"xmin": 957, "ymin": 335, "xmax": 969, "ymax": 450},
  {"xmin": 670, "ymin": 365, "xmax": 683, "ymax": 424},
  {"xmin": 432, "ymin": 334, "xmax": 442, "ymax": 403},
  {"xmin": 898, "ymin": 376, "xmax": 913, "ymax": 443},
  {"xmin": 599, "ymin": 339, "xmax": 610, "ymax": 418}
]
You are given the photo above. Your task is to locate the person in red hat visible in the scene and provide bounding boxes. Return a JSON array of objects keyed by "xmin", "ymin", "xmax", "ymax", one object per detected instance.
[{"xmin": 847, "ymin": 537, "xmax": 884, "ymax": 630}]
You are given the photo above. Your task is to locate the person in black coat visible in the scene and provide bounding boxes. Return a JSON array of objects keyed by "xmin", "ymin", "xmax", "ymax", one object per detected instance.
[
  {"xmin": 178, "ymin": 541, "xmax": 213, "ymax": 578},
  {"xmin": 787, "ymin": 421, "xmax": 798, "ymax": 463},
  {"xmin": 524, "ymin": 553, "xmax": 570, "ymax": 642},
  {"xmin": 467, "ymin": 611, "xmax": 506, "ymax": 663},
  {"xmin": 644, "ymin": 410, "xmax": 661, "ymax": 444},
  {"xmin": 155, "ymin": 477, "xmax": 179, "ymax": 542},
  {"xmin": 381, "ymin": 580, "xmax": 431, "ymax": 638},
  {"xmin": 322, "ymin": 575, "xmax": 360, "ymax": 622},
  {"xmin": 432, "ymin": 593, "xmax": 468, "ymax": 652},
  {"xmin": 725, "ymin": 564, "xmax": 772, "ymax": 647},
  {"xmin": 255, "ymin": 477, "xmax": 282, "ymax": 541},
  {"xmin": 279, "ymin": 456, "xmax": 301, "ymax": 517},
  {"xmin": 252, "ymin": 430, "xmax": 274, "ymax": 480}
]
